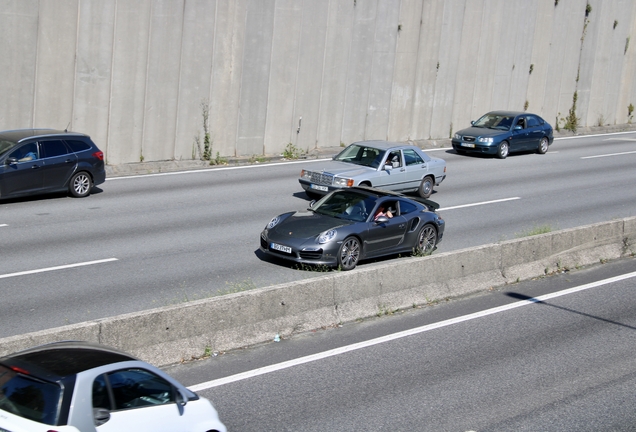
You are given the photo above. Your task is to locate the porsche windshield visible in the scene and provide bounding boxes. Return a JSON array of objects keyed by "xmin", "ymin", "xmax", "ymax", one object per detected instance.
[
  {"xmin": 312, "ymin": 190, "xmax": 376, "ymax": 222},
  {"xmin": 334, "ymin": 144, "xmax": 386, "ymax": 169}
]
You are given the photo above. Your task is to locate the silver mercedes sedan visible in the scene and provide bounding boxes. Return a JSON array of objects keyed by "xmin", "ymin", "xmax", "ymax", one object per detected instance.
[{"xmin": 299, "ymin": 141, "xmax": 446, "ymax": 199}]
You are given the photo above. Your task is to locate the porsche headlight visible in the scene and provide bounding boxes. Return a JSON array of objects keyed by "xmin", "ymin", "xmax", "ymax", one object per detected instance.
[
  {"xmin": 267, "ymin": 216, "xmax": 281, "ymax": 229},
  {"xmin": 333, "ymin": 177, "xmax": 354, "ymax": 187},
  {"xmin": 477, "ymin": 137, "xmax": 494, "ymax": 143},
  {"xmin": 317, "ymin": 229, "xmax": 337, "ymax": 244}
]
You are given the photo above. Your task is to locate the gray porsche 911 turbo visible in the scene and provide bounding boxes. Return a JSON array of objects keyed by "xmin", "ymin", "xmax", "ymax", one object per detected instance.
[{"xmin": 259, "ymin": 187, "xmax": 445, "ymax": 270}]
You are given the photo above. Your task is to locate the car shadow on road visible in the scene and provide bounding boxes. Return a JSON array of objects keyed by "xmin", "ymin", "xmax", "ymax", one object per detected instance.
[
  {"xmin": 445, "ymin": 149, "xmax": 535, "ymax": 158},
  {"xmin": 0, "ymin": 187, "xmax": 105, "ymax": 204}
]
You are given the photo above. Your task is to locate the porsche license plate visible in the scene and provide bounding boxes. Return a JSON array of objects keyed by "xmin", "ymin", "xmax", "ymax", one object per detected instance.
[
  {"xmin": 310, "ymin": 184, "xmax": 328, "ymax": 192},
  {"xmin": 270, "ymin": 243, "xmax": 292, "ymax": 253},
  {"xmin": 461, "ymin": 143, "xmax": 476, "ymax": 148}
]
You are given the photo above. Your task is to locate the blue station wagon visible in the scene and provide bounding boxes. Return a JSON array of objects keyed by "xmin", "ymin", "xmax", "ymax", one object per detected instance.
[{"xmin": 0, "ymin": 129, "xmax": 106, "ymax": 200}]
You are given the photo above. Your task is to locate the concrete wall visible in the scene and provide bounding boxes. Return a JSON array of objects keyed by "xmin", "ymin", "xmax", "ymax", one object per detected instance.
[
  {"xmin": 1, "ymin": 216, "xmax": 634, "ymax": 367},
  {"xmin": 1, "ymin": 0, "xmax": 635, "ymax": 164}
]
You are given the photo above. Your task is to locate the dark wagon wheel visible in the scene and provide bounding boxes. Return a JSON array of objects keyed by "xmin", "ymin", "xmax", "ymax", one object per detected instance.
[
  {"xmin": 537, "ymin": 137, "xmax": 549, "ymax": 154},
  {"xmin": 69, "ymin": 171, "xmax": 93, "ymax": 197},
  {"xmin": 497, "ymin": 141, "xmax": 509, "ymax": 159},
  {"xmin": 414, "ymin": 224, "xmax": 437, "ymax": 255},
  {"xmin": 418, "ymin": 176, "xmax": 434, "ymax": 199},
  {"xmin": 338, "ymin": 236, "xmax": 361, "ymax": 270}
]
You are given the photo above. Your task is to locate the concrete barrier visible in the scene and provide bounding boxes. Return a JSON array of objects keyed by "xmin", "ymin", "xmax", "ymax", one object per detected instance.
[{"xmin": 2, "ymin": 217, "xmax": 634, "ymax": 366}]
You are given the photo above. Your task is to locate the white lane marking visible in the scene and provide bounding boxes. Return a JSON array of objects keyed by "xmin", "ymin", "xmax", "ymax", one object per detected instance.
[
  {"xmin": 581, "ymin": 150, "xmax": 636, "ymax": 159},
  {"xmin": 0, "ymin": 258, "xmax": 119, "ymax": 280},
  {"xmin": 0, "ymin": 224, "xmax": 7, "ymax": 227},
  {"xmin": 603, "ymin": 137, "xmax": 636, "ymax": 142},
  {"xmin": 105, "ymin": 159, "xmax": 332, "ymax": 180},
  {"xmin": 439, "ymin": 197, "xmax": 520, "ymax": 211},
  {"xmin": 189, "ymin": 270, "xmax": 636, "ymax": 391},
  {"xmin": 556, "ymin": 131, "xmax": 636, "ymax": 141}
]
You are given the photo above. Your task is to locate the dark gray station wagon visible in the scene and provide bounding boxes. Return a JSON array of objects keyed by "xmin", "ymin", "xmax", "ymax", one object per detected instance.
[{"xmin": 0, "ymin": 129, "xmax": 106, "ymax": 200}]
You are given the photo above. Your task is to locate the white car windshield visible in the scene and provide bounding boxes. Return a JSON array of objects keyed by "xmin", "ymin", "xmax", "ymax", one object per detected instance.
[{"xmin": 334, "ymin": 145, "xmax": 386, "ymax": 169}]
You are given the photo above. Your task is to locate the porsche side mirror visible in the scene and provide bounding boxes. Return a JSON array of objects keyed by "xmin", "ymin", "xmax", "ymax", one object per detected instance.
[
  {"xmin": 309, "ymin": 200, "xmax": 316, "ymax": 208},
  {"xmin": 5, "ymin": 157, "xmax": 17, "ymax": 166},
  {"xmin": 375, "ymin": 216, "xmax": 389, "ymax": 224}
]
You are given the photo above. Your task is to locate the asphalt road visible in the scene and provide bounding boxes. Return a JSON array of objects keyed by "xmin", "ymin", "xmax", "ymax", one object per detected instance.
[
  {"xmin": 1, "ymin": 132, "xmax": 635, "ymax": 338},
  {"xmin": 167, "ymin": 256, "xmax": 636, "ymax": 431}
]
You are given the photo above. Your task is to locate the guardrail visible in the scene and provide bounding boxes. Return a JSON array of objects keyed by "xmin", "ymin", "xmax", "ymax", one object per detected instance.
[{"xmin": 2, "ymin": 217, "xmax": 634, "ymax": 366}]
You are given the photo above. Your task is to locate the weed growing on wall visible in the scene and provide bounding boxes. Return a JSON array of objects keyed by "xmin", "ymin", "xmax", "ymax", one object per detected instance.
[
  {"xmin": 628, "ymin": 103, "xmax": 634, "ymax": 123},
  {"xmin": 202, "ymin": 102, "xmax": 212, "ymax": 161},
  {"xmin": 194, "ymin": 101, "xmax": 213, "ymax": 161},
  {"xmin": 563, "ymin": 91, "xmax": 580, "ymax": 132},
  {"xmin": 282, "ymin": 142, "xmax": 304, "ymax": 159},
  {"xmin": 596, "ymin": 114, "xmax": 606, "ymax": 126}
]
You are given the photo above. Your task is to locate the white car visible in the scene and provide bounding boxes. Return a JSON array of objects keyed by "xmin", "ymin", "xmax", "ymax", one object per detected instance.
[
  {"xmin": 299, "ymin": 140, "xmax": 446, "ymax": 199},
  {"xmin": 0, "ymin": 341, "xmax": 226, "ymax": 432}
]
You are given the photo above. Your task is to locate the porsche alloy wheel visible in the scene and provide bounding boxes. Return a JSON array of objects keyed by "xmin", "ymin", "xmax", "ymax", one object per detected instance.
[
  {"xmin": 338, "ymin": 236, "xmax": 361, "ymax": 271},
  {"xmin": 414, "ymin": 224, "xmax": 437, "ymax": 255}
]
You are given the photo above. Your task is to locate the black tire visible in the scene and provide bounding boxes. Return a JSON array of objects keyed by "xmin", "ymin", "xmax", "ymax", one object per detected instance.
[
  {"xmin": 338, "ymin": 236, "xmax": 361, "ymax": 271},
  {"xmin": 537, "ymin": 137, "xmax": 549, "ymax": 154},
  {"xmin": 69, "ymin": 171, "xmax": 93, "ymax": 198},
  {"xmin": 497, "ymin": 141, "xmax": 509, "ymax": 159},
  {"xmin": 414, "ymin": 224, "xmax": 437, "ymax": 255},
  {"xmin": 418, "ymin": 176, "xmax": 434, "ymax": 199}
]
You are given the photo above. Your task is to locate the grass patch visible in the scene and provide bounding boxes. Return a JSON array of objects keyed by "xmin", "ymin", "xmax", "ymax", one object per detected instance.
[{"xmin": 516, "ymin": 225, "xmax": 553, "ymax": 238}]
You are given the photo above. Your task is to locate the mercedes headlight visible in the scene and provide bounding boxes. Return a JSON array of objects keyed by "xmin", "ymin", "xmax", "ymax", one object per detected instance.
[{"xmin": 333, "ymin": 178, "xmax": 354, "ymax": 187}]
